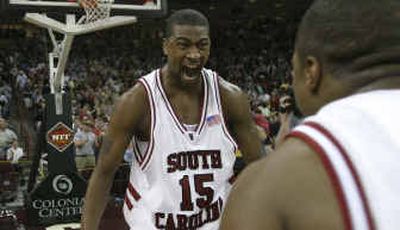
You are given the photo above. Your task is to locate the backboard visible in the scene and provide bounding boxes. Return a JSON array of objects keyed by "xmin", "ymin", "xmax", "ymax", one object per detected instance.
[{"xmin": 7, "ymin": 0, "xmax": 167, "ymax": 17}]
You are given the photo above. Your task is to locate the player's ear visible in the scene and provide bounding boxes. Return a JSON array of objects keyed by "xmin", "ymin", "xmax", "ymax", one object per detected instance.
[
  {"xmin": 304, "ymin": 56, "xmax": 322, "ymax": 94},
  {"xmin": 162, "ymin": 38, "xmax": 169, "ymax": 56}
]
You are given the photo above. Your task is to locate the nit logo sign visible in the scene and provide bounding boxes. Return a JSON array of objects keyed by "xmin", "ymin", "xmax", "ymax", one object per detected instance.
[{"xmin": 46, "ymin": 122, "xmax": 74, "ymax": 152}]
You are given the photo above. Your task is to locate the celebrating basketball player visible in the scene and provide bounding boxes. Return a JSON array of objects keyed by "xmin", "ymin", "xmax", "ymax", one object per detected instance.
[
  {"xmin": 81, "ymin": 9, "xmax": 263, "ymax": 230},
  {"xmin": 221, "ymin": 0, "xmax": 400, "ymax": 229}
]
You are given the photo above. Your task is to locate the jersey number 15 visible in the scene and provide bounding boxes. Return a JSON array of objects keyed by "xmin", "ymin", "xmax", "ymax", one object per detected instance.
[{"xmin": 179, "ymin": 173, "xmax": 215, "ymax": 211}]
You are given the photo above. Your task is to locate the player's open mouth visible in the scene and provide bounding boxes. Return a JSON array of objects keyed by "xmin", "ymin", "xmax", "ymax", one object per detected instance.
[{"xmin": 182, "ymin": 67, "xmax": 201, "ymax": 82}]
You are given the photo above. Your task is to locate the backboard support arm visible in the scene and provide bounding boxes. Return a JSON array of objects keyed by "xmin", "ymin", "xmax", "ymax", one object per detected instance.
[{"xmin": 24, "ymin": 13, "xmax": 137, "ymax": 115}]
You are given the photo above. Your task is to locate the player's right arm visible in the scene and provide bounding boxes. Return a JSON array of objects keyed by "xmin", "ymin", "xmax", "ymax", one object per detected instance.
[{"xmin": 81, "ymin": 83, "xmax": 148, "ymax": 230}]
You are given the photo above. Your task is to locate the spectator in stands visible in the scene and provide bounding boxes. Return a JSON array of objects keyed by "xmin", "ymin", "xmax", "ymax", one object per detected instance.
[
  {"xmin": 0, "ymin": 117, "xmax": 17, "ymax": 159},
  {"xmin": 16, "ymin": 70, "xmax": 28, "ymax": 90},
  {"xmin": 6, "ymin": 139, "xmax": 25, "ymax": 179},
  {"xmin": 0, "ymin": 94, "xmax": 8, "ymax": 118},
  {"xmin": 1, "ymin": 2, "xmax": 297, "ymax": 169},
  {"xmin": 74, "ymin": 118, "xmax": 97, "ymax": 171},
  {"xmin": 6, "ymin": 139, "xmax": 24, "ymax": 165},
  {"xmin": 257, "ymin": 95, "xmax": 271, "ymax": 117}
]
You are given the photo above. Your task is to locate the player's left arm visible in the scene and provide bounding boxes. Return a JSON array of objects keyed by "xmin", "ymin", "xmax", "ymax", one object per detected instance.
[{"xmin": 219, "ymin": 78, "xmax": 264, "ymax": 164}]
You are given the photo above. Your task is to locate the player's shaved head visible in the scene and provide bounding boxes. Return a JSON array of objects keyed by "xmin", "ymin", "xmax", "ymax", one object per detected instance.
[{"xmin": 295, "ymin": 0, "xmax": 400, "ymax": 82}]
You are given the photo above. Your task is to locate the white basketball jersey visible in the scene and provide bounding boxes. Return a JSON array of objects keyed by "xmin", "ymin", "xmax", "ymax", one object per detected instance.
[
  {"xmin": 123, "ymin": 68, "xmax": 238, "ymax": 230},
  {"xmin": 290, "ymin": 90, "xmax": 400, "ymax": 230}
]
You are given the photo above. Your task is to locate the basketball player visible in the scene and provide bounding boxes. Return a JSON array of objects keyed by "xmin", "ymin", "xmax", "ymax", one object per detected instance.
[
  {"xmin": 221, "ymin": 0, "xmax": 400, "ymax": 229},
  {"xmin": 81, "ymin": 9, "xmax": 263, "ymax": 230}
]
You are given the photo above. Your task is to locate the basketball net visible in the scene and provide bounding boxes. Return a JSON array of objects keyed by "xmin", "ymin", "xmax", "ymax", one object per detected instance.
[{"xmin": 78, "ymin": 0, "xmax": 114, "ymax": 23}]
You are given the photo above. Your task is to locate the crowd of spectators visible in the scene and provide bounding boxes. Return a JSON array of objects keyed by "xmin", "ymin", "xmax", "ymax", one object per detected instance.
[{"xmin": 0, "ymin": 8, "xmax": 299, "ymax": 161}]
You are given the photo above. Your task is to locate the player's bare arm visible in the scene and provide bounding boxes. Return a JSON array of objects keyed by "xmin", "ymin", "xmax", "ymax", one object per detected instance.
[
  {"xmin": 219, "ymin": 77, "xmax": 263, "ymax": 164},
  {"xmin": 81, "ymin": 83, "xmax": 148, "ymax": 230},
  {"xmin": 221, "ymin": 137, "xmax": 344, "ymax": 230}
]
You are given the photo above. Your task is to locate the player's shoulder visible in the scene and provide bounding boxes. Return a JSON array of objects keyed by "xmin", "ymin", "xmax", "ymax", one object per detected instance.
[
  {"xmin": 209, "ymin": 73, "xmax": 245, "ymax": 105},
  {"xmin": 114, "ymin": 70, "xmax": 160, "ymax": 120},
  {"xmin": 119, "ymin": 81, "xmax": 146, "ymax": 106},
  {"xmin": 108, "ymin": 77, "xmax": 151, "ymax": 133},
  {"xmin": 202, "ymin": 68, "xmax": 242, "ymax": 94},
  {"xmin": 207, "ymin": 71, "xmax": 250, "ymax": 123},
  {"xmin": 120, "ymin": 69, "xmax": 159, "ymax": 103},
  {"xmin": 139, "ymin": 68, "xmax": 159, "ymax": 81},
  {"xmin": 217, "ymin": 75, "xmax": 243, "ymax": 95}
]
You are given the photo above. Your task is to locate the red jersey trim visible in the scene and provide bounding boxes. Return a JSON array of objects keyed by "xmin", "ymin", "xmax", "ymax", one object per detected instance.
[
  {"xmin": 228, "ymin": 174, "xmax": 236, "ymax": 185},
  {"xmin": 213, "ymin": 72, "xmax": 238, "ymax": 153},
  {"xmin": 125, "ymin": 182, "xmax": 142, "ymax": 211},
  {"xmin": 137, "ymin": 78, "xmax": 156, "ymax": 171},
  {"xmin": 132, "ymin": 137, "xmax": 144, "ymax": 164},
  {"xmin": 155, "ymin": 70, "xmax": 185, "ymax": 135},
  {"xmin": 124, "ymin": 195, "xmax": 133, "ymax": 210},
  {"xmin": 156, "ymin": 69, "xmax": 209, "ymax": 138},
  {"xmin": 127, "ymin": 182, "xmax": 142, "ymax": 201},
  {"xmin": 303, "ymin": 121, "xmax": 376, "ymax": 230},
  {"xmin": 195, "ymin": 69, "xmax": 210, "ymax": 136},
  {"xmin": 288, "ymin": 130, "xmax": 353, "ymax": 230}
]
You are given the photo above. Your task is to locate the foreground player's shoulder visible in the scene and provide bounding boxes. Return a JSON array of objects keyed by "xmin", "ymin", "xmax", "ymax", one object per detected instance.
[
  {"xmin": 217, "ymin": 75, "xmax": 244, "ymax": 98},
  {"xmin": 118, "ymin": 81, "xmax": 147, "ymax": 112},
  {"xmin": 110, "ymin": 80, "xmax": 149, "ymax": 132},
  {"xmin": 221, "ymin": 137, "xmax": 343, "ymax": 230},
  {"xmin": 203, "ymin": 69, "xmax": 243, "ymax": 98},
  {"xmin": 216, "ymin": 75, "xmax": 249, "ymax": 117}
]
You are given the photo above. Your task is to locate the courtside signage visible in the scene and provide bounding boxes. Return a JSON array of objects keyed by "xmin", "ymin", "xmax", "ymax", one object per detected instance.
[
  {"xmin": 27, "ymin": 172, "xmax": 87, "ymax": 226},
  {"xmin": 46, "ymin": 122, "xmax": 74, "ymax": 152}
]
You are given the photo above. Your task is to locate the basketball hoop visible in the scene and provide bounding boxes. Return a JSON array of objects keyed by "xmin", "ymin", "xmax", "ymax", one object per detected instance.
[
  {"xmin": 23, "ymin": 0, "xmax": 136, "ymax": 115},
  {"xmin": 78, "ymin": 0, "xmax": 114, "ymax": 23}
]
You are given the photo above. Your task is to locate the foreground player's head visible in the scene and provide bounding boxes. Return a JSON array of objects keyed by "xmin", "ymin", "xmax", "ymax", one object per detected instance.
[
  {"xmin": 292, "ymin": 0, "xmax": 400, "ymax": 115},
  {"xmin": 163, "ymin": 9, "xmax": 211, "ymax": 85}
]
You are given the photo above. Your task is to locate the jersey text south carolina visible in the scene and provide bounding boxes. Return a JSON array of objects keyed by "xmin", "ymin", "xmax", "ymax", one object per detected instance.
[
  {"xmin": 155, "ymin": 197, "xmax": 223, "ymax": 229},
  {"xmin": 167, "ymin": 150, "xmax": 222, "ymax": 173}
]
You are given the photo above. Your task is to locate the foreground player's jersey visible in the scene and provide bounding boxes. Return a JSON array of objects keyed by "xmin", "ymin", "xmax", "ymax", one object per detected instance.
[
  {"xmin": 123, "ymin": 68, "xmax": 238, "ymax": 230},
  {"xmin": 290, "ymin": 90, "xmax": 400, "ymax": 230}
]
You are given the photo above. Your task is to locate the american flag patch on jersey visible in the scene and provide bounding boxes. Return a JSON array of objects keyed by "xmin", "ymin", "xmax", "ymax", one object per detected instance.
[{"xmin": 206, "ymin": 114, "xmax": 221, "ymax": 126}]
